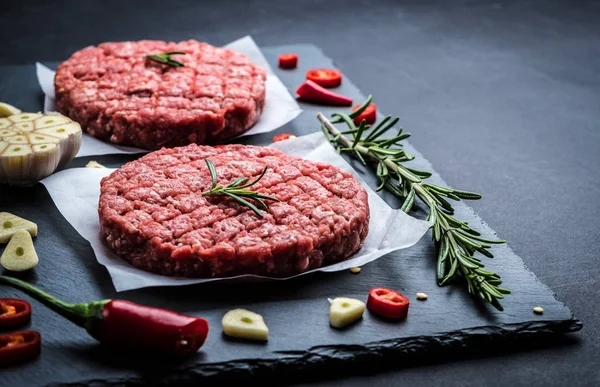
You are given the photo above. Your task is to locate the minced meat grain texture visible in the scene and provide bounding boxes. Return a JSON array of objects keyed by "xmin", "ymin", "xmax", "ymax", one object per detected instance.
[
  {"xmin": 55, "ymin": 40, "xmax": 266, "ymax": 150},
  {"xmin": 98, "ymin": 144, "xmax": 370, "ymax": 278}
]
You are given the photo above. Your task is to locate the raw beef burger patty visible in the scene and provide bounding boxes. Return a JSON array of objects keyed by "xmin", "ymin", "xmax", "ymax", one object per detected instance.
[
  {"xmin": 99, "ymin": 144, "xmax": 370, "ymax": 278},
  {"xmin": 55, "ymin": 40, "xmax": 266, "ymax": 150}
]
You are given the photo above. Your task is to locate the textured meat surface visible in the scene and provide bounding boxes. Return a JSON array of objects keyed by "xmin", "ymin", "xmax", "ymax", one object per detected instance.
[
  {"xmin": 55, "ymin": 40, "xmax": 266, "ymax": 150},
  {"xmin": 98, "ymin": 144, "xmax": 370, "ymax": 278}
]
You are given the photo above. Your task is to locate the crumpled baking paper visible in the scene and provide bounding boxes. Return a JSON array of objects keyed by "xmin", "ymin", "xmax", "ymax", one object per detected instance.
[
  {"xmin": 40, "ymin": 132, "xmax": 431, "ymax": 292},
  {"xmin": 36, "ymin": 35, "xmax": 302, "ymax": 158}
]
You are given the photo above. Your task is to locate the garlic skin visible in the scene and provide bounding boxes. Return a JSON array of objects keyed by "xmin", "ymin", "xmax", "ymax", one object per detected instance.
[{"xmin": 0, "ymin": 112, "xmax": 82, "ymax": 186}]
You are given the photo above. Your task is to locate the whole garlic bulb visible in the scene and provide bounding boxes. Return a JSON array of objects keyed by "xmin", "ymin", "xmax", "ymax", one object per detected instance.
[{"xmin": 0, "ymin": 111, "xmax": 82, "ymax": 186}]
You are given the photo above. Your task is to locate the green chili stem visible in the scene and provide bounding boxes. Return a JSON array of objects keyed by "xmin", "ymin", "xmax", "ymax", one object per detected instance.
[{"xmin": 0, "ymin": 276, "xmax": 108, "ymax": 330}]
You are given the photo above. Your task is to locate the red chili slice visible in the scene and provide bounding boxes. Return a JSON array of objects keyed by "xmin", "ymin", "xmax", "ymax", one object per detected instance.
[
  {"xmin": 272, "ymin": 133, "xmax": 297, "ymax": 143},
  {"xmin": 352, "ymin": 103, "xmax": 377, "ymax": 125},
  {"xmin": 0, "ymin": 298, "xmax": 32, "ymax": 328},
  {"xmin": 296, "ymin": 80, "xmax": 353, "ymax": 106},
  {"xmin": 367, "ymin": 288, "xmax": 410, "ymax": 319},
  {"xmin": 278, "ymin": 54, "xmax": 298, "ymax": 69},
  {"xmin": 306, "ymin": 68, "xmax": 342, "ymax": 88},
  {"xmin": 0, "ymin": 331, "xmax": 41, "ymax": 365}
]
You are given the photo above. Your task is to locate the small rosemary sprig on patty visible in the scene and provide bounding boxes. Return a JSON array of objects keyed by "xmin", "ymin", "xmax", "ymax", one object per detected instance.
[
  {"xmin": 201, "ymin": 159, "xmax": 279, "ymax": 218},
  {"xmin": 318, "ymin": 96, "xmax": 510, "ymax": 311},
  {"xmin": 145, "ymin": 51, "xmax": 186, "ymax": 67}
]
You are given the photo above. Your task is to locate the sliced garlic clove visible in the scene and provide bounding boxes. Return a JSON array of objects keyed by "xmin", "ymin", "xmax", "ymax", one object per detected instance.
[
  {"xmin": 5, "ymin": 135, "xmax": 29, "ymax": 144},
  {"xmin": 1, "ymin": 129, "xmax": 17, "ymax": 137},
  {"xmin": 8, "ymin": 113, "xmax": 43, "ymax": 123},
  {"xmin": 85, "ymin": 160, "xmax": 106, "ymax": 168},
  {"xmin": 0, "ymin": 112, "xmax": 81, "ymax": 186},
  {"xmin": 0, "ymin": 212, "xmax": 38, "ymax": 243},
  {"xmin": 28, "ymin": 133, "xmax": 61, "ymax": 144},
  {"xmin": 0, "ymin": 118, "xmax": 12, "ymax": 130},
  {"xmin": 0, "ymin": 102, "xmax": 21, "ymax": 118},
  {"xmin": 32, "ymin": 143, "xmax": 57, "ymax": 152},
  {"xmin": 222, "ymin": 309, "xmax": 269, "ymax": 341},
  {"xmin": 1, "ymin": 229, "xmax": 39, "ymax": 271},
  {"xmin": 4, "ymin": 144, "xmax": 32, "ymax": 156},
  {"xmin": 34, "ymin": 114, "xmax": 72, "ymax": 129},
  {"xmin": 36, "ymin": 122, "xmax": 81, "ymax": 139},
  {"xmin": 329, "ymin": 297, "xmax": 366, "ymax": 329},
  {"xmin": 13, "ymin": 122, "xmax": 35, "ymax": 132}
]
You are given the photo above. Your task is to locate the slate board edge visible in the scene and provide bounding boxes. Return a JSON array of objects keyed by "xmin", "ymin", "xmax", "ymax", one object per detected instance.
[{"xmin": 43, "ymin": 319, "xmax": 581, "ymax": 387}]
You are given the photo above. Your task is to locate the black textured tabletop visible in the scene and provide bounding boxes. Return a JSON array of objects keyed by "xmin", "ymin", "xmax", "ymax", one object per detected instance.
[{"xmin": 1, "ymin": 0, "xmax": 599, "ymax": 386}]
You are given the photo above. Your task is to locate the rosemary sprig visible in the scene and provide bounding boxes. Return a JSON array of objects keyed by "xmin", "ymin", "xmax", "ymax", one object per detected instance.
[
  {"xmin": 145, "ymin": 51, "xmax": 186, "ymax": 67},
  {"xmin": 317, "ymin": 96, "xmax": 511, "ymax": 311},
  {"xmin": 201, "ymin": 159, "xmax": 279, "ymax": 218}
]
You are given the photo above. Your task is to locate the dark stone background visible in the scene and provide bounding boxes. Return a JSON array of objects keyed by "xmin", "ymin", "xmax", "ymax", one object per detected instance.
[{"xmin": 1, "ymin": 0, "xmax": 598, "ymax": 386}]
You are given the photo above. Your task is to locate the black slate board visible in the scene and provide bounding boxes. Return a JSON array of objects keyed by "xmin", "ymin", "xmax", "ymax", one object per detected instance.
[{"xmin": 0, "ymin": 44, "xmax": 581, "ymax": 386}]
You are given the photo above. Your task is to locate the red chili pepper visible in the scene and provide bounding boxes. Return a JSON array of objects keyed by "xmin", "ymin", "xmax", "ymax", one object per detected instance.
[
  {"xmin": 367, "ymin": 288, "xmax": 410, "ymax": 319},
  {"xmin": 352, "ymin": 103, "xmax": 377, "ymax": 125},
  {"xmin": 272, "ymin": 133, "xmax": 297, "ymax": 143},
  {"xmin": 296, "ymin": 80, "xmax": 352, "ymax": 106},
  {"xmin": 306, "ymin": 68, "xmax": 342, "ymax": 88},
  {"xmin": 278, "ymin": 53, "xmax": 298, "ymax": 69},
  {"xmin": 0, "ymin": 330, "xmax": 41, "ymax": 365},
  {"xmin": 0, "ymin": 298, "xmax": 32, "ymax": 328},
  {"xmin": 0, "ymin": 276, "xmax": 209, "ymax": 358}
]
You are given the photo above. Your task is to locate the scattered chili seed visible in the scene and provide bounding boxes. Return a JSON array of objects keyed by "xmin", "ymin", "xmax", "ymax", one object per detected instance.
[
  {"xmin": 533, "ymin": 306, "xmax": 544, "ymax": 315},
  {"xmin": 416, "ymin": 292, "xmax": 428, "ymax": 301},
  {"xmin": 349, "ymin": 267, "xmax": 361, "ymax": 274}
]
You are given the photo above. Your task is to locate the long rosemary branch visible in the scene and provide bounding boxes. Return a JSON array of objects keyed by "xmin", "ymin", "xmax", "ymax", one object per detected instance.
[{"xmin": 317, "ymin": 100, "xmax": 510, "ymax": 310}]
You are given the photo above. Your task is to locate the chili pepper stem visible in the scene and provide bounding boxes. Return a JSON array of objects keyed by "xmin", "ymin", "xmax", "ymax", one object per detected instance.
[{"xmin": 0, "ymin": 276, "xmax": 108, "ymax": 334}]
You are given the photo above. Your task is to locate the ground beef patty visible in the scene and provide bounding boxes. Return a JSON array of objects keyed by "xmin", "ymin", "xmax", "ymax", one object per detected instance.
[
  {"xmin": 55, "ymin": 40, "xmax": 266, "ymax": 150},
  {"xmin": 99, "ymin": 144, "xmax": 370, "ymax": 278}
]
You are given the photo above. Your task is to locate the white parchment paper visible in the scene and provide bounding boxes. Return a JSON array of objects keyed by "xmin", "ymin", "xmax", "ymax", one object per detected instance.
[
  {"xmin": 36, "ymin": 35, "xmax": 302, "ymax": 158},
  {"xmin": 40, "ymin": 132, "xmax": 431, "ymax": 292}
]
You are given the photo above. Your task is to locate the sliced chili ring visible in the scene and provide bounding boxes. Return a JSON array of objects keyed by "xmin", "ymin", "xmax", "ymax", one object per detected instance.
[
  {"xmin": 352, "ymin": 103, "xmax": 377, "ymax": 126},
  {"xmin": 278, "ymin": 53, "xmax": 298, "ymax": 69},
  {"xmin": 306, "ymin": 68, "xmax": 342, "ymax": 88},
  {"xmin": 0, "ymin": 298, "xmax": 31, "ymax": 328},
  {"xmin": 272, "ymin": 133, "xmax": 297, "ymax": 143},
  {"xmin": 0, "ymin": 330, "xmax": 41, "ymax": 365},
  {"xmin": 367, "ymin": 288, "xmax": 410, "ymax": 319}
]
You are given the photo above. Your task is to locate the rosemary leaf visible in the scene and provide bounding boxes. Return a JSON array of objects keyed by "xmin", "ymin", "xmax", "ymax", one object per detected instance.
[{"xmin": 205, "ymin": 159, "xmax": 218, "ymax": 188}]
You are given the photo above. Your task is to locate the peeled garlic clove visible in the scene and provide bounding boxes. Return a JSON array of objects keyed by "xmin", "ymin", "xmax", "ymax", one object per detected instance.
[
  {"xmin": 0, "ymin": 102, "xmax": 21, "ymax": 118},
  {"xmin": 1, "ymin": 229, "xmax": 39, "ymax": 271},
  {"xmin": 222, "ymin": 309, "xmax": 269, "ymax": 341},
  {"xmin": 0, "ymin": 112, "xmax": 82, "ymax": 186},
  {"xmin": 329, "ymin": 297, "xmax": 365, "ymax": 329},
  {"xmin": 85, "ymin": 160, "xmax": 106, "ymax": 168},
  {"xmin": 0, "ymin": 212, "xmax": 38, "ymax": 244}
]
